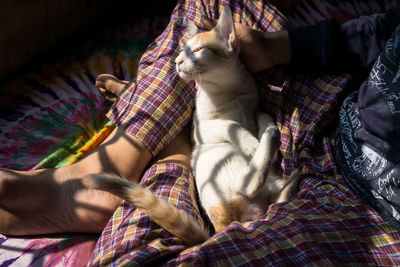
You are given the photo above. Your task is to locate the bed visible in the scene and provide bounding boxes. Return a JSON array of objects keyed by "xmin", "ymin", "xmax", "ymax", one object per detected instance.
[{"xmin": 1, "ymin": 0, "xmax": 399, "ymax": 266}]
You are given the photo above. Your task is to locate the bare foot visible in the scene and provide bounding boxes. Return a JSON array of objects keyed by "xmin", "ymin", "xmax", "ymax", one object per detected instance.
[{"xmin": 95, "ymin": 74, "xmax": 129, "ymax": 103}]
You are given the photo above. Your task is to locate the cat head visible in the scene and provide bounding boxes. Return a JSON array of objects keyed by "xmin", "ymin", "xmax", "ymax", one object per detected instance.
[{"xmin": 175, "ymin": 6, "xmax": 239, "ymax": 82}]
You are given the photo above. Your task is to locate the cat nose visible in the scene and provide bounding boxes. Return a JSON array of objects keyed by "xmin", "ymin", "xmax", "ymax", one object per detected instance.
[
  {"xmin": 175, "ymin": 58, "xmax": 183, "ymax": 67},
  {"xmin": 175, "ymin": 58, "xmax": 184, "ymax": 72}
]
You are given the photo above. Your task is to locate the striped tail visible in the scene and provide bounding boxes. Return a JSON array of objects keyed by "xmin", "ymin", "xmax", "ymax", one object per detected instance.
[{"xmin": 82, "ymin": 174, "xmax": 209, "ymax": 246}]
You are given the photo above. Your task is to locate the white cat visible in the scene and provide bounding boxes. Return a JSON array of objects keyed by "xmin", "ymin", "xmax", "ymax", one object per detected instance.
[
  {"xmin": 176, "ymin": 6, "xmax": 298, "ymax": 233},
  {"xmin": 83, "ymin": 6, "xmax": 299, "ymax": 246}
]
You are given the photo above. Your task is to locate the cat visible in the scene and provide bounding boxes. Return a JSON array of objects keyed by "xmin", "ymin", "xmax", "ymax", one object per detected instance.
[{"xmin": 83, "ymin": 6, "xmax": 299, "ymax": 246}]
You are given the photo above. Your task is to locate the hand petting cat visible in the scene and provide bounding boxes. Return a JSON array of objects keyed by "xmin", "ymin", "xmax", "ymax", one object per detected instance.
[{"xmin": 201, "ymin": 16, "xmax": 290, "ymax": 73}]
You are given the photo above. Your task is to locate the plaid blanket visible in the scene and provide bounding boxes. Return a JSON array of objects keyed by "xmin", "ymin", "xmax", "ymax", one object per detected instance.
[{"xmin": 90, "ymin": 0, "xmax": 400, "ymax": 266}]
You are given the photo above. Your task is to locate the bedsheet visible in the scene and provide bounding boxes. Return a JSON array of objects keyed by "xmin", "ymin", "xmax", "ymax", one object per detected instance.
[{"xmin": 0, "ymin": 18, "xmax": 168, "ymax": 266}]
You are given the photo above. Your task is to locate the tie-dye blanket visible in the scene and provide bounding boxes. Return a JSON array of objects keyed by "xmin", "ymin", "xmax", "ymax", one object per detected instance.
[
  {"xmin": 1, "ymin": 1, "xmax": 400, "ymax": 266},
  {"xmin": 0, "ymin": 18, "xmax": 168, "ymax": 266}
]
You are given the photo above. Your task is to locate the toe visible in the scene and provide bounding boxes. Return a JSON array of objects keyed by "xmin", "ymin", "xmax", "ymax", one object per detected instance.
[{"xmin": 96, "ymin": 74, "xmax": 128, "ymax": 97}]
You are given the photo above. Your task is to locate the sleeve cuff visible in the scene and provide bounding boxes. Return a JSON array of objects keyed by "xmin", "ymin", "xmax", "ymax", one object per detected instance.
[{"xmin": 288, "ymin": 20, "xmax": 336, "ymax": 74}]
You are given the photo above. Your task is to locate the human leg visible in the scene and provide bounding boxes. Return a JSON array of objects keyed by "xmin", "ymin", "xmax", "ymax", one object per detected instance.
[
  {"xmin": 89, "ymin": 124, "xmax": 199, "ymax": 266},
  {"xmin": 0, "ymin": 74, "xmax": 154, "ymax": 235},
  {"xmin": 0, "ymin": 124, "xmax": 152, "ymax": 235}
]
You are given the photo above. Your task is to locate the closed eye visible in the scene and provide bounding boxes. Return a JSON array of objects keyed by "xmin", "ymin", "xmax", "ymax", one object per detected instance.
[{"xmin": 192, "ymin": 47, "xmax": 204, "ymax": 53}]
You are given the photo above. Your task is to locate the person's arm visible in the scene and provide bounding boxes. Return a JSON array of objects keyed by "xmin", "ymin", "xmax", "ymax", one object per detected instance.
[
  {"xmin": 288, "ymin": 6, "xmax": 400, "ymax": 74},
  {"xmin": 203, "ymin": 6, "xmax": 400, "ymax": 75},
  {"xmin": 201, "ymin": 17, "xmax": 290, "ymax": 73}
]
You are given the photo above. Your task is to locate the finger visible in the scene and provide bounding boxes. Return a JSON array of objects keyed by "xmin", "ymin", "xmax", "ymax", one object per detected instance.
[{"xmin": 201, "ymin": 15, "xmax": 216, "ymax": 29}]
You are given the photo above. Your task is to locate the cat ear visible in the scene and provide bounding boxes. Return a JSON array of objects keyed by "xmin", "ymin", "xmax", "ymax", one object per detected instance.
[
  {"xmin": 214, "ymin": 6, "xmax": 239, "ymax": 51},
  {"xmin": 186, "ymin": 19, "xmax": 199, "ymax": 37}
]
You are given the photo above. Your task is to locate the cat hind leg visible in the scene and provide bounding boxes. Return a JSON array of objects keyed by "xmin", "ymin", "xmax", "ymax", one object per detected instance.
[
  {"xmin": 270, "ymin": 168, "xmax": 301, "ymax": 203},
  {"xmin": 241, "ymin": 116, "xmax": 280, "ymax": 196}
]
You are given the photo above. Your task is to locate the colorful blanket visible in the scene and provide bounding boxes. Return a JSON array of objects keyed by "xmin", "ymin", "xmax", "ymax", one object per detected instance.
[
  {"xmin": 1, "ymin": 0, "xmax": 400, "ymax": 266},
  {"xmin": 0, "ymin": 18, "xmax": 168, "ymax": 266}
]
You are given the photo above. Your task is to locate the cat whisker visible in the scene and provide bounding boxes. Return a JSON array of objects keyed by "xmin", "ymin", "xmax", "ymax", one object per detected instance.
[{"xmin": 195, "ymin": 70, "xmax": 202, "ymax": 84}]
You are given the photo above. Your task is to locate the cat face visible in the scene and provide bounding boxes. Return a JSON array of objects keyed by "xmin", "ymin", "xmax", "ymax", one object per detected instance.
[{"xmin": 175, "ymin": 6, "xmax": 239, "ymax": 82}]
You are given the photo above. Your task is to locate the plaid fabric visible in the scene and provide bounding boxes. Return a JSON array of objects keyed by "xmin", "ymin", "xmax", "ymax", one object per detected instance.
[
  {"xmin": 166, "ymin": 177, "xmax": 400, "ymax": 266},
  {"xmin": 107, "ymin": 0, "xmax": 288, "ymax": 156},
  {"xmin": 89, "ymin": 163, "xmax": 204, "ymax": 266},
  {"xmin": 91, "ymin": 0, "xmax": 400, "ymax": 266}
]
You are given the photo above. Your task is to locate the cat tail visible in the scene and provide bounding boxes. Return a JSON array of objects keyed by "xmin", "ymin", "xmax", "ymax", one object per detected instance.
[{"xmin": 82, "ymin": 174, "xmax": 210, "ymax": 246}]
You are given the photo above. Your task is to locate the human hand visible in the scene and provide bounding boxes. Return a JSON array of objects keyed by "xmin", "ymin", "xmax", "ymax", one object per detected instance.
[{"xmin": 201, "ymin": 16, "xmax": 290, "ymax": 73}]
